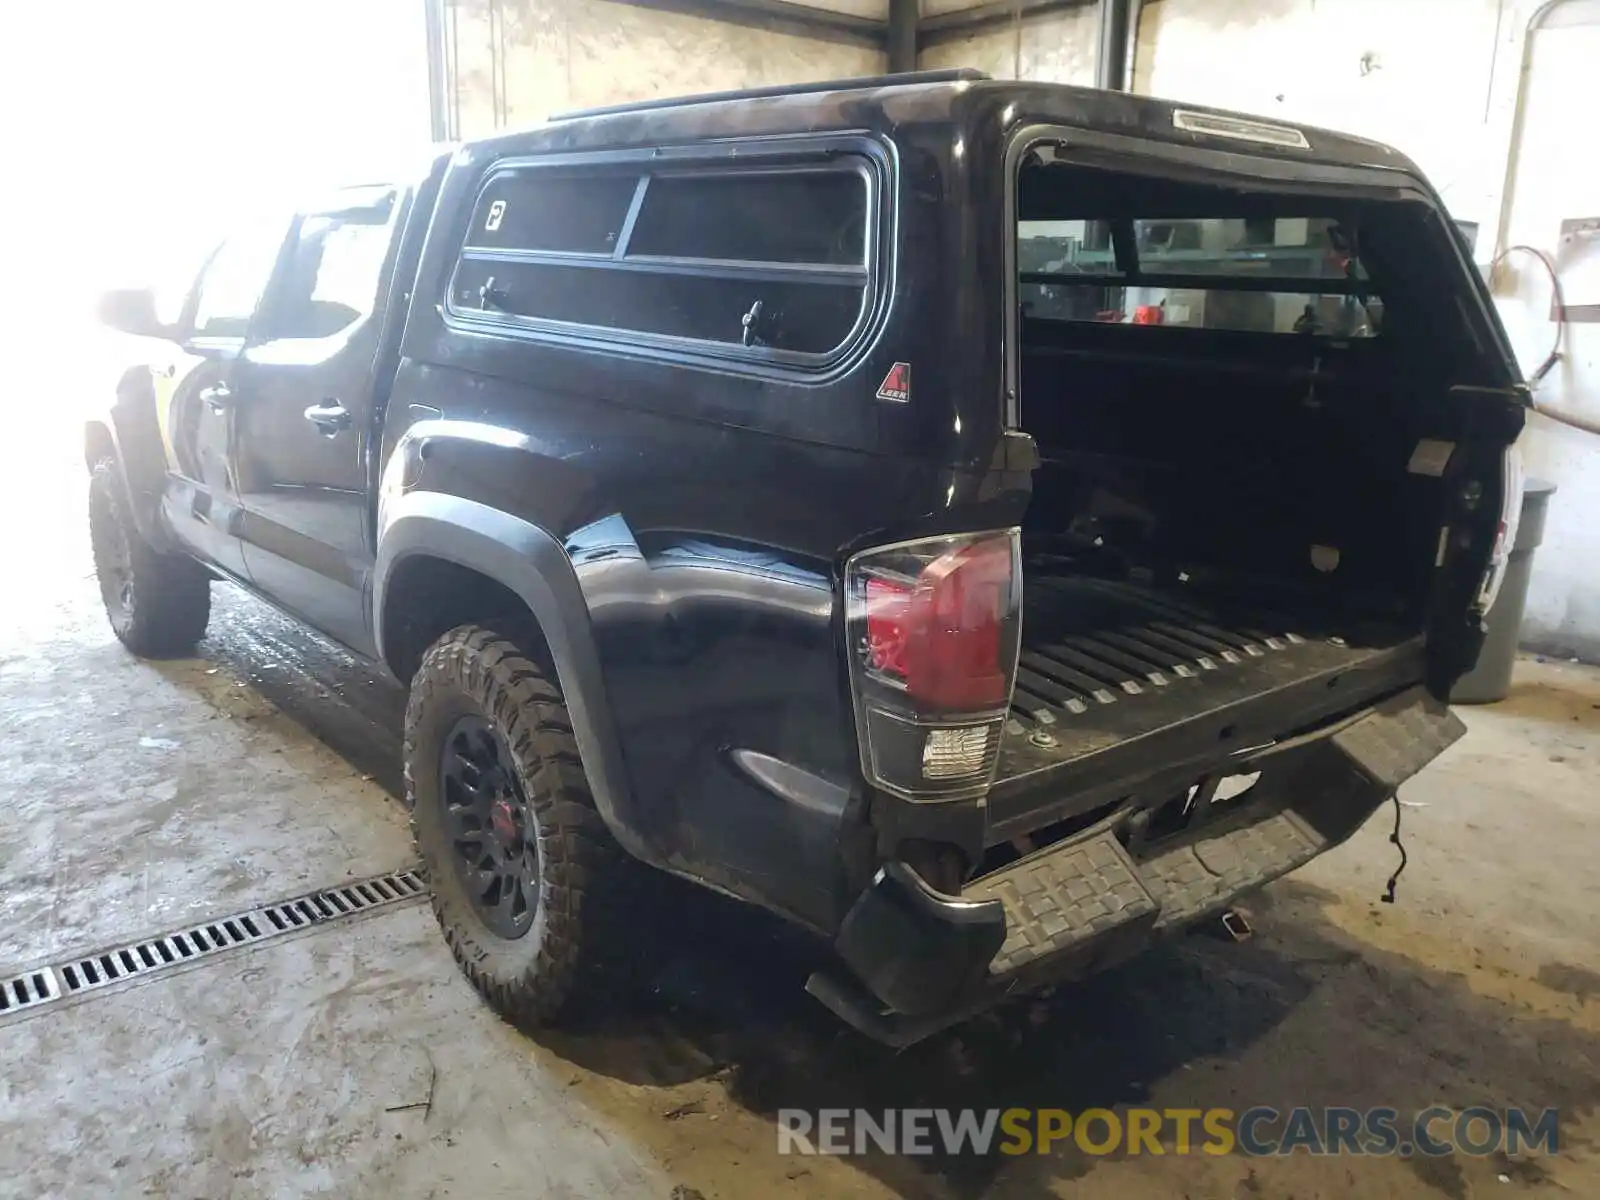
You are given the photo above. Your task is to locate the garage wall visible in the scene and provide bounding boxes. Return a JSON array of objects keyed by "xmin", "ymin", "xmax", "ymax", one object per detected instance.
[
  {"xmin": 1134, "ymin": 0, "xmax": 1509, "ymax": 218},
  {"xmin": 1495, "ymin": 9, "xmax": 1600, "ymax": 658},
  {"xmin": 919, "ymin": 1, "xmax": 1097, "ymax": 81},
  {"xmin": 442, "ymin": 0, "xmax": 885, "ymax": 134}
]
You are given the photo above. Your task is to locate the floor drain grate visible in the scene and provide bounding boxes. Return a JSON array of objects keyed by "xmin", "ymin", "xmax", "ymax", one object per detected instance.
[
  {"xmin": 0, "ymin": 968, "xmax": 61, "ymax": 1015},
  {"xmin": 3, "ymin": 867, "xmax": 425, "ymax": 1019}
]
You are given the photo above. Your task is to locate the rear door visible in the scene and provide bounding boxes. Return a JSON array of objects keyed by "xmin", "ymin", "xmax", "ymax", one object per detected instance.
[
  {"xmin": 229, "ymin": 186, "xmax": 401, "ymax": 655},
  {"xmin": 158, "ymin": 218, "xmax": 291, "ymax": 579}
]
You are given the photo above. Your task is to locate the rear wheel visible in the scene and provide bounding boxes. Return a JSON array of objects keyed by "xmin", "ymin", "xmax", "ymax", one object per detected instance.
[
  {"xmin": 405, "ymin": 624, "xmax": 637, "ymax": 1025},
  {"xmin": 88, "ymin": 459, "xmax": 211, "ymax": 657}
]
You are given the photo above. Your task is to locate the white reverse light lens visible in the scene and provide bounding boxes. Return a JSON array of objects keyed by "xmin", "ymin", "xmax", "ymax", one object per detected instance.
[
  {"xmin": 1478, "ymin": 442, "xmax": 1525, "ymax": 612},
  {"xmin": 922, "ymin": 725, "xmax": 993, "ymax": 780}
]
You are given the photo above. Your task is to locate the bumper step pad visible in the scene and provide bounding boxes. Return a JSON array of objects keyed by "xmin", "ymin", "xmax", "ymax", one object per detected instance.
[
  {"xmin": 967, "ymin": 686, "xmax": 1464, "ymax": 982},
  {"xmin": 968, "ymin": 813, "xmax": 1320, "ymax": 983},
  {"xmin": 1141, "ymin": 810, "xmax": 1319, "ymax": 930},
  {"xmin": 967, "ymin": 833, "xmax": 1156, "ymax": 977}
]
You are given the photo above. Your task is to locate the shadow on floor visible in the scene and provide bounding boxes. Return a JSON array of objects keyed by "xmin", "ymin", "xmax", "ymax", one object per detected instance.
[{"xmin": 534, "ymin": 876, "xmax": 1600, "ymax": 1199}]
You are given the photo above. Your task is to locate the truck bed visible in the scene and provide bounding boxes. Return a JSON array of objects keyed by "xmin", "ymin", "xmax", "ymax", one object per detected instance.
[{"xmin": 988, "ymin": 571, "xmax": 1426, "ymax": 840}]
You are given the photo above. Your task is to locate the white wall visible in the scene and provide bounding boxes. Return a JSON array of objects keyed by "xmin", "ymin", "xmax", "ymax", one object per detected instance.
[
  {"xmin": 444, "ymin": 0, "xmax": 884, "ymax": 135},
  {"xmin": 1135, "ymin": 0, "xmax": 1510, "ymax": 218},
  {"xmin": 1496, "ymin": 9, "xmax": 1600, "ymax": 656}
]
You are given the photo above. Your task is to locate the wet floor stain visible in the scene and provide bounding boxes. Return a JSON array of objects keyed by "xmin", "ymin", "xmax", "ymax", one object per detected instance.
[{"xmin": 198, "ymin": 590, "xmax": 408, "ymax": 796}]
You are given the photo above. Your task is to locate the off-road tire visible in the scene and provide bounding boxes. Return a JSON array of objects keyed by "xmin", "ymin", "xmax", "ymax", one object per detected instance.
[
  {"xmin": 405, "ymin": 624, "xmax": 636, "ymax": 1025},
  {"xmin": 88, "ymin": 458, "xmax": 211, "ymax": 657}
]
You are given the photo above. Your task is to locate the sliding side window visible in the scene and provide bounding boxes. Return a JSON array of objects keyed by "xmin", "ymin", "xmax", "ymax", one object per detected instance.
[{"xmin": 449, "ymin": 158, "xmax": 873, "ymax": 361}]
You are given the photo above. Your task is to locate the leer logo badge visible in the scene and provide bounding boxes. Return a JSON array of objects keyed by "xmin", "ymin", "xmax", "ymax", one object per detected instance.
[{"xmin": 877, "ymin": 362, "xmax": 911, "ymax": 403}]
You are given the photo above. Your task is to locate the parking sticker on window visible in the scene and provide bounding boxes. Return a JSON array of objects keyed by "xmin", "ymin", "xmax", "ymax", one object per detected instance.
[{"xmin": 485, "ymin": 200, "xmax": 507, "ymax": 232}]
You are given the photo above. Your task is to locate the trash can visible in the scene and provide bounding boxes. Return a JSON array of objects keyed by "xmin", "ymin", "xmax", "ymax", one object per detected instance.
[{"xmin": 1451, "ymin": 478, "xmax": 1557, "ymax": 704}]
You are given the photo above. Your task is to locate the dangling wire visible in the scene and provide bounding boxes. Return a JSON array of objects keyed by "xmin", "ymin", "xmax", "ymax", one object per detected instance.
[{"xmin": 1380, "ymin": 794, "xmax": 1408, "ymax": 905}]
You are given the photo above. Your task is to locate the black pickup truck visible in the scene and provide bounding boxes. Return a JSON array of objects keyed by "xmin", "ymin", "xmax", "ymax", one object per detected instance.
[{"xmin": 89, "ymin": 70, "xmax": 1525, "ymax": 1045}]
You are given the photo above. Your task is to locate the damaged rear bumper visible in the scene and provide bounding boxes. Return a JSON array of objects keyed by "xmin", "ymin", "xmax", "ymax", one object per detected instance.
[{"xmin": 807, "ymin": 686, "xmax": 1464, "ymax": 1046}]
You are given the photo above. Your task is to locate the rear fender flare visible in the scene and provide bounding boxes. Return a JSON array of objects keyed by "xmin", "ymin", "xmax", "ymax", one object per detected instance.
[{"xmin": 374, "ymin": 491, "xmax": 655, "ymax": 866}]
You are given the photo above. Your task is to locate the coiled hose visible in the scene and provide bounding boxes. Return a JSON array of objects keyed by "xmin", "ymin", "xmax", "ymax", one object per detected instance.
[{"xmin": 1493, "ymin": 244, "xmax": 1600, "ymax": 436}]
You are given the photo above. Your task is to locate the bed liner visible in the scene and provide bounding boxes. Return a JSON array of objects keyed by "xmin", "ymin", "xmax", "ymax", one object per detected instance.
[{"xmin": 989, "ymin": 570, "xmax": 1426, "ymax": 840}]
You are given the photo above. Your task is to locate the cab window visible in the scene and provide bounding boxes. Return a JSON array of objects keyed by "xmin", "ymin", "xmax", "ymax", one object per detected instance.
[
  {"xmin": 256, "ymin": 187, "xmax": 398, "ymax": 341},
  {"xmin": 190, "ymin": 220, "xmax": 289, "ymax": 340}
]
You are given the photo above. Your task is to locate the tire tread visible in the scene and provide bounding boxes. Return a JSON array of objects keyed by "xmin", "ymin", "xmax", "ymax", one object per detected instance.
[
  {"xmin": 88, "ymin": 459, "xmax": 210, "ymax": 657},
  {"xmin": 405, "ymin": 623, "xmax": 635, "ymax": 1026}
]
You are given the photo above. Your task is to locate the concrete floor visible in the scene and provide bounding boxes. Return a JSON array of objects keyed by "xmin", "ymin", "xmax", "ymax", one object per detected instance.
[{"xmin": 2, "ymin": 422, "xmax": 1599, "ymax": 1199}]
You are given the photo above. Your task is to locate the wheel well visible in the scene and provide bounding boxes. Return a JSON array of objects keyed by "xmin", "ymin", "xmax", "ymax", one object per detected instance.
[
  {"xmin": 381, "ymin": 555, "xmax": 552, "ymax": 685},
  {"xmin": 85, "ymin": 421, "xmax": 116, "ymax": 471}
]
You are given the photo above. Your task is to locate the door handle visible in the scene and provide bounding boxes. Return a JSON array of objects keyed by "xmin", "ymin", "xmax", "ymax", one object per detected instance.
[
  {"xmin": 304, "ymin": 400, "xmax": 351, "ymax": 435},
  {"xmin": 199, "ymin": 383, "xmax": 233, "ymax": 412}
]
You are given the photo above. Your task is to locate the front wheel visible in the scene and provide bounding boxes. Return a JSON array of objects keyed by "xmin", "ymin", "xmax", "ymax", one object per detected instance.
[
  {"xmin": 404, "ymin": 624, "xmax": 638, "ymax": 1025},
  {"xmin": 88, "ymin": 459, "xmax": 211, "ymax": 657}
]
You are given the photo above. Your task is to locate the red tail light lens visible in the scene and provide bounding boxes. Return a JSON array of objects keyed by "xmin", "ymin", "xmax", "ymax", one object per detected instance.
[
  {"xmin": 865, "ymin": 576, "xmax": 912, "ymax": 678},
  {"xmin": 862, "ymin": 540, "xmax": 1012, "ymax": 710},
  {"xmin": 846, "ymin": 530, "xmax": 1023, "ymax": 801}
]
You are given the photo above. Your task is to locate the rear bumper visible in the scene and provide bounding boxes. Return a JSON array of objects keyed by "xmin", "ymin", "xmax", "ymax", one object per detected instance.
[{"xmin": 809, "ymin": 685, "xmax": 1463, "ymax": 1046}]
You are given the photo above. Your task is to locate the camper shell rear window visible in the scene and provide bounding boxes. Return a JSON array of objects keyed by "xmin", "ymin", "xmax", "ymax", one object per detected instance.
[{"xmin": 1017, "ymin": 155, "xmax": 1384, "ymax": 339}]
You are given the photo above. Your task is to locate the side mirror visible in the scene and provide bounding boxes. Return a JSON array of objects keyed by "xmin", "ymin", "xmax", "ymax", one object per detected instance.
[{"xmin": 96, "ymin": 287, "xmax": 170, "ymax": 339}]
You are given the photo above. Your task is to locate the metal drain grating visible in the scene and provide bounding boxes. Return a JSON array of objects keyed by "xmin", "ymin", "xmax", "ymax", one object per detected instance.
[
  {"xmin": 0, "ymin": 968, "xmax": 61, "ymax": 1015},
  {"xmin": 2, "ymin": 867, "xmax": 426, "ymax": 1018}
]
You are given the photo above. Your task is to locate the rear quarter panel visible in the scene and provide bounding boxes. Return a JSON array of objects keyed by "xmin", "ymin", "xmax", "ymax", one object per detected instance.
[
  {"xmin": 384, "ymin": 112, "xmax": 1027, "ymax": 929},
  {"xmin": 380, "ymin": 356, "xmax": 1011, "ymax": 927}
]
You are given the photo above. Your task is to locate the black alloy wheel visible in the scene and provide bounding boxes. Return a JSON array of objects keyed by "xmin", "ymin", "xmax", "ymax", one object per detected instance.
[{"xmin": 439, "ymin": 714, "xmax": 541, "ymax": 939}]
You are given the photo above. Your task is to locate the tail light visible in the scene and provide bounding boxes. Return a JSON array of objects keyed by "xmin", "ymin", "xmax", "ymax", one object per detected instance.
[
  {"xmin": 1476, "ymin": 443, "xmax": 1525, "ymax": 612},
  {"xmin": 845, "ymin": 530, "xmax": 1022, "ymax": 801}
]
